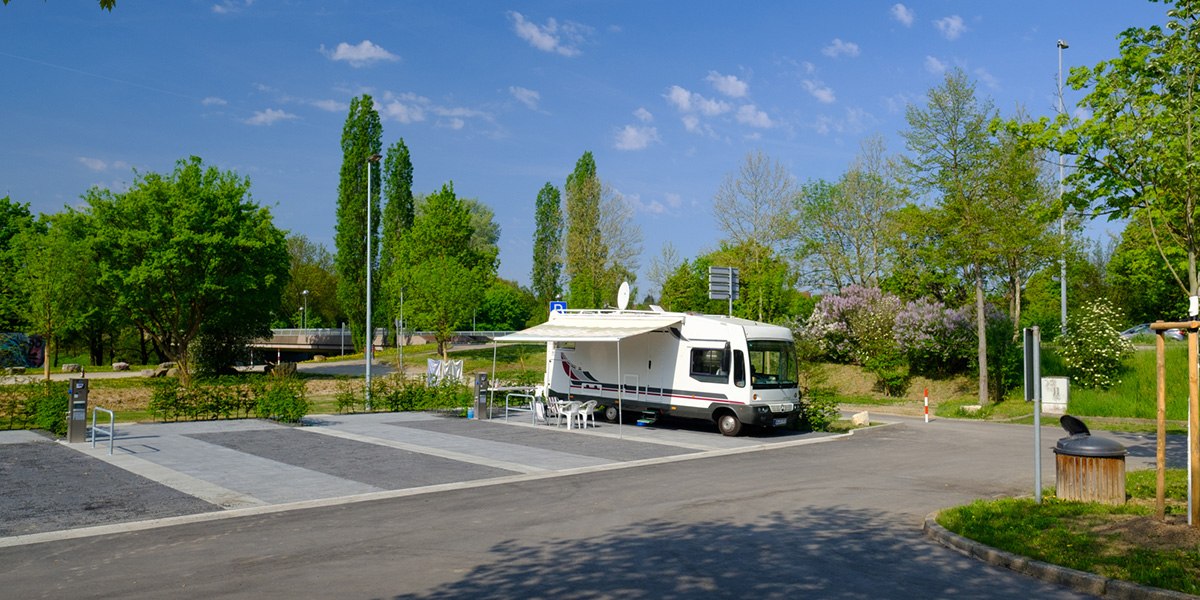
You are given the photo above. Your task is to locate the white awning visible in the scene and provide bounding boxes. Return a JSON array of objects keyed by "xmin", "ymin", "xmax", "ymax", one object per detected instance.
[{"xmin": 494, "ymin": 314, "xmax": 682, "ymax": 343}]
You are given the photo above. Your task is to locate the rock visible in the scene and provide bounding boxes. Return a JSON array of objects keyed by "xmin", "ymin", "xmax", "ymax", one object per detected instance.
[
  {"xmin": 851, "ymin": 411, "xmax": 870, "ymax": 426},
  {"xmin": 962, "ymin": 404, "xmax": 982, "ymax": 414},
  {"xmin": 5, "ymin": 366, "xmax": 25, "ymax": 375},
  {"xmin": 166, "ymin": 367, "xmax": 179, "ymax": 378},
  {"xmin": 112, "ymin": 362, "xmax": 130, "ymax": 371},
  {"xmin": 61, "ymin": 363, "xmax": 82, "ymax": 373},
  {"xmin": 272, "ymin": 362, "xmax": 297, "ymax": 377},
  {"xmin": 158, "ymin": 362, "xmax": 176, "ymax": 370},
  {"xmin": 313, "ymin": 355, "xmax": 326, "ymax": 362}
]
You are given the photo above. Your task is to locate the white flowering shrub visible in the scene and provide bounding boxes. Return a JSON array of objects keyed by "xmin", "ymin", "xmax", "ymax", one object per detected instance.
[{"xmin": 1058, "ymin": 298, "xmax": 1133, "ymax": 389}]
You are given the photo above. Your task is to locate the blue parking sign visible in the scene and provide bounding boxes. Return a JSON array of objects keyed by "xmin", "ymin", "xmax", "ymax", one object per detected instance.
[{"xmin": 549, "ymin": 301, "xmax": 567, "ymax": 313}]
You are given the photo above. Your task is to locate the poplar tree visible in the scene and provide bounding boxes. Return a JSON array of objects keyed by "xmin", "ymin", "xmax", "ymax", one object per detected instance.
[
  {"xmin": 380, "ymin": 138, "xmax": 414, "ymax": 331},
  {"xmin": 564, "ymin": 152, "xmax": 605, "ymax": 308},
  {"xmin": 531, "ymin": 182, "xmax": 563, "ymax": 309},
  {"xmin": 334, "ymin": 95, "xmax": 382, "ymax": 350}
]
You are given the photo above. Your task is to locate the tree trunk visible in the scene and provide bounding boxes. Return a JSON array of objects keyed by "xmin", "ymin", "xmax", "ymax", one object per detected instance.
[{"xmin": 975, "ymin": 267, "xmax": 989, "ymax": 406}]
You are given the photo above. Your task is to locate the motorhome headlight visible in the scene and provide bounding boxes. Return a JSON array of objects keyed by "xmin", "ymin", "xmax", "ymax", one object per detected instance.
[{"xmin": 755, "ymin": 405, "xmax": 770, "ymax": 414}]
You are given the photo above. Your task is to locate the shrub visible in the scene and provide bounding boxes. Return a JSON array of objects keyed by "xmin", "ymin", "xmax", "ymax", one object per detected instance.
[
  {"xmin": 1058, "ymin": 298, "xmax": 1133, "ymax": 389},
  {"xmin": 252, "ymin": 376, "xmax": 309, "ymax": 423},
  {"xmin": 983, "ymin": 309, "xmax": 1023, "ymax": 403},
  {"xmin": 894, "ymin": 297, "xmax": 974, "ymax": 377},
  {"xmin": 30, "ymin": 381, "xmax": 69, "ymax": 435},
  {"xmin": 798, "ymin": 388, "xmax": 839, "ymax": 431}
]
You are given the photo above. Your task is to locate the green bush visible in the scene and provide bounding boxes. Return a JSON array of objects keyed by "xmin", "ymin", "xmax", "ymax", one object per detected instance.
[
  {"xmin": 251, "ymin": 376, "xmax": 309, "ymax": 423},
  {"xmin": 798, "ymin": 387, "xmax": 840, "ymax": 431},
  {"xmin": 1058, "ymin": 298, "xmax": 1132, "ymax": 389},
  {"xmin": 31, "ymin": 381, "xmax": 69, "ymax": 435}
]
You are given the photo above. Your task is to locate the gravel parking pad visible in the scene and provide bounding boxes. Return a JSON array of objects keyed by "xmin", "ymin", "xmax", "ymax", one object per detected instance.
[
  {"xmin": 388, "ymin": 419, "xmax": 699, "ymax": 462},
  {"xmin": 188, "ymin": 429, "xmax": 518, "ymax": 489},
  {"xmin": 0, "ymin": 441, "xmax": 219, "ymax": 537}
]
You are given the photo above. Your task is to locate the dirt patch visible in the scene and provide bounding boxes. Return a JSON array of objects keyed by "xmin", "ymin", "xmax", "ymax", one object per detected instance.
[{"xmin": 1088, "ymin": 513, "xmax": 1200, "ymax": 553}]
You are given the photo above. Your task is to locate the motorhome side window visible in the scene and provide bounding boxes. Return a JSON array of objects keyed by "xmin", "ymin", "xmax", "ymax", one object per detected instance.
[{"xmin": 690, "ymin": 348, "xmax": 728, "ymax": 383}]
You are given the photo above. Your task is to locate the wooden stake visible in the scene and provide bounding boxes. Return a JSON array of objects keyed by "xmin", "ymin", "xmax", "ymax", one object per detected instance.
[
  {"xmin": 1156, "ymin": 327, "xmax": 1166, "ymax": 521},
  {"xmin": 1190, "ymin": 327, "xmax": 1199, "ymax": 528}
]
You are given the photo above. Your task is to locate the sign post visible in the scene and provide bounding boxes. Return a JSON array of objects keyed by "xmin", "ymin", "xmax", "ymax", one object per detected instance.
[
  {"xmin": 708, "ymin": 266, "xmax": 739, "ymax": 317},
  {"xmin": 1024, "ymin": 326, "xmax": 1043, "ymax": 504}
]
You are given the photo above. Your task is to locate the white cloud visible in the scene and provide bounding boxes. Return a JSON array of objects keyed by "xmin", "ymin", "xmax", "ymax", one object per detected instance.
[
  {"xmin": 681, "ymin": 114, "xmax": 701, "ymax": 132},
  {"xmin": 244, "ymin": 108, "xmax": 298, "ymax": 126},
  {"xmin": 891, "ymin": 3, "xmax": 914, "ymax": 27},
  {"xmin": 705, "ymin": 71, "xmax": 748, "ymax": 98},
  {"xmin": 443, "ymin": 118, "xmax": 465, "ymax": 130},
  {"xmin": 321, "ymin": 40, "xmax": 400, "ymax": 68},
  {"xmin": 665, "ymin": 85, "xmax": 693, "ymax": 112},
  {"xmin": 614, "ymin": 125, "xmax": 659, "ymax": 150},
  {"xmin": 78, "ymin": 157, "xmax": 127, "ymax": 172},
  {"xmin": 821, "ymin": 38, "xmax": 860, "ymax": 58},
  {"xmin": 924, "ymin": 55, "xmax": 947, "ymax": 74},
  {"xmin": 975, "ymin": 67, "xmax": 999, "ymax": 90},
  {"xmin": 508, "ymin": 11, "xmax": 589, "ymax": 57},
  {"xmin": 803, "ymin": 80, "xmax": 836, "ymax": 104},
  {"xmin": 735, "ymin": 104, "xmax": 773, "ymax": 128},
  {"xmin": 634, "ymin": 107, "xmax": 653, "ymax": 122},
  {"xmin": 509, "ymin": 86, "xmax": 540, "ymax": 110},
  {"xmin": 212, "ymin": 0, "xmax": 253, "ymax": 14},
  {"xmin": 664, "ymin": 193, "xmax": 682, "ymax": 209},
  {"xmin": 201, "ymin": 96, "xmax": 227, "ymax": 106},
  {"xmin": 801, "ymin": 61, "xmax": 816, "ymax": 75},
  {"xmin": 312, "ymin": 99, "xmax": 347, "ymax": 112},
  {"xmin": 381, "ymin": 100, "xmax": 426, "ymax": 124},
  {"xmin": 934, "ymin": 15, "xmax": 967, "ymax": 40}
]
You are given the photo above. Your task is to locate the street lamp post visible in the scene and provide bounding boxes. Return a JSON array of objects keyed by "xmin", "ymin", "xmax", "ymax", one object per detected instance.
[
  {"xmin": 1057, "ymin": 39, "xmax": 1069, "ymax": 338},
  {"xmin": 366, "ymin": 153, "xmax": 381, "ymax": 410},
  {"xmin": 301, "ymin": 289, "xmax": 309, "ymax": 337}
]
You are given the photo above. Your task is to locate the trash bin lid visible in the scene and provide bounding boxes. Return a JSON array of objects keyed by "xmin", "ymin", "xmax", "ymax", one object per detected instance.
[
  {"xmin": 1059, "ymin": 414, "xmax": 1090, "ymax": 436},
  {"xmin": 1054, "ymin": 433, "xmax": 1127, "ymax": 458}
]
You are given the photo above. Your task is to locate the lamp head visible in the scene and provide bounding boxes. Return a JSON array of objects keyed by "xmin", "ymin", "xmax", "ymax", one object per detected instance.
[
  {"xmin": 1056, "ymin": 39, "xmax": 1069, "ymax": 49},
  {"xmin": 367, "ymin": 154, "xmax": 382, "ymax": 163}
]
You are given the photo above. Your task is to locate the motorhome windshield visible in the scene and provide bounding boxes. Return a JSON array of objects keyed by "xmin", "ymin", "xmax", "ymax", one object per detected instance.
[{"xmin": 747, "ymin": 340, "xmax": 797, "ymax": 389}]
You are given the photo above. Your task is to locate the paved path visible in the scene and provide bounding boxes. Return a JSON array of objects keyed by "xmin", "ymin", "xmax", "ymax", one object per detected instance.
[{"xmin": 0, "ymin": 412, "xmax": 1181, "ymax": 598}]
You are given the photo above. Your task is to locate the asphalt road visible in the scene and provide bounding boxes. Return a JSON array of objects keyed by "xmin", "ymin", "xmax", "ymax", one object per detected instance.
[{"xmin": 1, "ymin": 416, "xmax": 1156, "ymax": 599}]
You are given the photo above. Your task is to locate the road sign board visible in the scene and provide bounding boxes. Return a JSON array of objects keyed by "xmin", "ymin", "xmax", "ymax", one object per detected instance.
[{"xmin": 549, "ymin": 301, "xmax": 567, "ymax": 313}]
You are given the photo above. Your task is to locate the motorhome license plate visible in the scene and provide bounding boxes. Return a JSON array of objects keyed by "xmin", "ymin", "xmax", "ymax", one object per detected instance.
[{"xmin": 773, "ymin": 418, "xmax": 787, "ymax": 427}]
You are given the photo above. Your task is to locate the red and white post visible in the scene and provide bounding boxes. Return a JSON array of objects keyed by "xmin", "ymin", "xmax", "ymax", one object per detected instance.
[{"xmin": 924, "ymin": 388, "xmax": 929, "ymax": 423}]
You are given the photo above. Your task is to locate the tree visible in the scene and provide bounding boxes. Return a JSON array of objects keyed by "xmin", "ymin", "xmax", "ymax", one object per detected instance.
[
  {"xmin": 2, "ymin": 0, "xmax": 115, "ymax": 8},
  {"xmin": 564, "ymin": 151, "xmax": 606, "ymax": 308},
  {"xmin": 531, "ymin": 182, "xmax": 563, "ymax": 310},
  {"xmin": 379, "ymin": 138, "xmax": 414, "ymax": 331},
  {"xmin": 334, "ymin": 95, "xmax": 383, "ymax": 351},
  {"xmin": 647, "ymin": 242, "xmax": 680, "ymax": 303},
  {"xmin": 13, "ymin": 212, "xmax": 94, "ymax": 380},
  {"xmin": 597, "ymin": 182, "xmax": 642, "ymax": 303},
  {"xmin": 281, "ymin": 235, "xmax": 341, "ymax": 329},
  {"xmin": 474, "ymin": 279, "xmax": 536, "ymax": 331},
  {"xmin": 1108, "ymin": 211, "xmax": 1189, "ymax": 323},
  {"xmin": 86, "ymin": 156, "xmax": 289, "ymax": 385},
  {"xmin": 1023, "ymin": 1, "xmax": 1200, "ymax": 303},
  {"xmin": 793, "ymin": 136, "xmax": 904, "ymax": 293},
  {"xmin": 393, "ymin": 183, "xmax": 496, "ymax": 359},
  {"xmin": 713, "ymin": 151, "xmax": 797, "ymax": 320},
  {"xmin": 901, "ymin": 68, "xmax": 998, "ymax": 405},
  {"xmin": 0, "ymin": 197, "xmax": 35, "ymax": 331}
]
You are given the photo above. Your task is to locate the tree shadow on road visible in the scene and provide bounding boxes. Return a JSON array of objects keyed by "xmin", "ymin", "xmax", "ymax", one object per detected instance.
[{"xmin": 387, "ymin": 506, "xmax": 1082, "ymax": 599}]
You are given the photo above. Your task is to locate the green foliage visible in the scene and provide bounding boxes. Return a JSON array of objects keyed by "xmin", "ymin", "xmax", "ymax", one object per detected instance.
[
  {"xmin": 334, "ymin": 375, "xmax": 471, "ymax": 413},
  {"xmin": 1, "ymin": 380, "xmax": 70, "ymax": 434},
  {"xmin": 473, "ymin": 279, "xmax": 535, "ymax": 331},
  {"xmin": 797, "ymin": 387, "xmax": 840, "ymax": 432},
  {"xmin": 394, "ymin": 183, "xmax": 497, "ymax": 357},
  {"xmin": 659, "ymin": 255, "xmax": 726, "ymax": 315},
  {"xmin": 148, "ymin": 376, "xmax": 304, "ymax": 423},
  {"xmin": 280, "ymin": 235, "xmax": 340, "ymax": 330},
  {"xmin": 864, "ymin": 348, "xmax": 910, "ymax": 397},
  {"xmin": 86, "ymin": 156, "xmax": 289, "ymax": 385},
  {"xmin": 982, "ymin": 310, "xmax": 1022, "ymax": 403},
  {"xmin": 0, "ymin": 196, "xmax": 35, "ymax": 331},
  {"xmin": 1107, "ymin": 211, "xmax": 1189, "ymax": 323},
  {"xmin": 531, "ymin": 182, "xmax": 563, "ymax": 305},
  {"xmin": 564, "ymin": 151, "xmax": 605, "ymax": 308},
  {"xmin": 1058, "ymin": 297, "xmax": 1133, "ymax": 389},
  {"xmin": 334, "ymin": 95, "xmax": 383, "ymax": 351}
]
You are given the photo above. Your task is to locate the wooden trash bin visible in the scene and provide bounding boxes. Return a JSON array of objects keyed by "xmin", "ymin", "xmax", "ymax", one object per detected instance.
[{"xmin": 1053, "ymin": 415, "xmax": 1127, "ymax": 505}]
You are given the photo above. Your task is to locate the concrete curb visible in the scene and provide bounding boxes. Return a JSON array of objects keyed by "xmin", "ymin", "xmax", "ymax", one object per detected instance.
[{"xmin": 923, "ymin": 512, "xmax": 1198, "ymax": 599}]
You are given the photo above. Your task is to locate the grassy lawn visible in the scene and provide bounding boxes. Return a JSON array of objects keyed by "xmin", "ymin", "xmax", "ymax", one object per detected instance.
[{"xmin": 937, "ymin": 468, "xmax": 1200, "ymax": 595}]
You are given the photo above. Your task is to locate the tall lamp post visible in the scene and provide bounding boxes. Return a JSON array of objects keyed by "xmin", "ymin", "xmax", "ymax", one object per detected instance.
[
  {"xmin": 301, "ymin": 289, "xmax": 309, "ymax": 337},
  {"xmin": 1057, "ymin": 39, "xmax": 1069, "ymax": 337},
  {"xmin": 366, "ymin": 153, "xmax": 381, "ymax": 410}
]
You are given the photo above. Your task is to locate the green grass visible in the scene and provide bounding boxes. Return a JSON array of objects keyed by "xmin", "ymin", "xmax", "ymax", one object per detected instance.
[
  {"xmin": 937, "ymin": 469, "xmax": 1199, "ymax": 595},
  {"xmin": 1052, "ymin": 345, "xmax": 1192, "ymax": 421}
]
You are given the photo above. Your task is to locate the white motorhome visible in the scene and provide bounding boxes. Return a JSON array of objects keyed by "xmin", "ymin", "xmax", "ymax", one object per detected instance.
[{"xmin": 498, "ymin": 308, "xmax": 801, "ymax": 436}]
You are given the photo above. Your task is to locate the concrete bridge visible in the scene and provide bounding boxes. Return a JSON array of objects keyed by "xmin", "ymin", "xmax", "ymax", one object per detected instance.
[{"xmin": 248, "ymin": 328, "xmax": 514, "ymax": 358}]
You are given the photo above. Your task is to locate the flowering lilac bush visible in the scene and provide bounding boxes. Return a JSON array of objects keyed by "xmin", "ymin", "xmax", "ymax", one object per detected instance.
[
  {"xmin": 1059, "ymin": 298, "xmax": 1132, "ymax": 389},
  {"xmin": 798, "ymin": 286, "xmax": 910, "ymax": 395},
  {"xmin": 893, "ymin": 297, "xmax": 974, "ymax": 377}
]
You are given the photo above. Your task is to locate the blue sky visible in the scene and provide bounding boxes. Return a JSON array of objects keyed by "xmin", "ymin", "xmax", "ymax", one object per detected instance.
[{"xmin": 0, "ymin": 1, "xmax": 1171, "ymax": 295}]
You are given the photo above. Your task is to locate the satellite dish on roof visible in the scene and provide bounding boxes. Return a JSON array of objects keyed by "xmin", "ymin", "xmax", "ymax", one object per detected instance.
[{"xmin": 617, "ymin": 281, "xmax": 630, "ymax": 311}]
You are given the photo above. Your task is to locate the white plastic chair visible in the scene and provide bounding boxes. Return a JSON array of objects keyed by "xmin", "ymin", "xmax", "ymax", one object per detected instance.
[
  {"xmin": 556, "ymin": 400, "xmax": 582, "ymax": 429},
  {"xmin": 578, "ymin": 400, "xmax": 598, "ymax": 429}
]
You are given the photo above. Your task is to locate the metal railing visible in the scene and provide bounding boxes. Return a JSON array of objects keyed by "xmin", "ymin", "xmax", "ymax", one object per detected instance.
[{"xmin": 91, "ymin": 407, "xmax": 114, "ymax": 455}]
